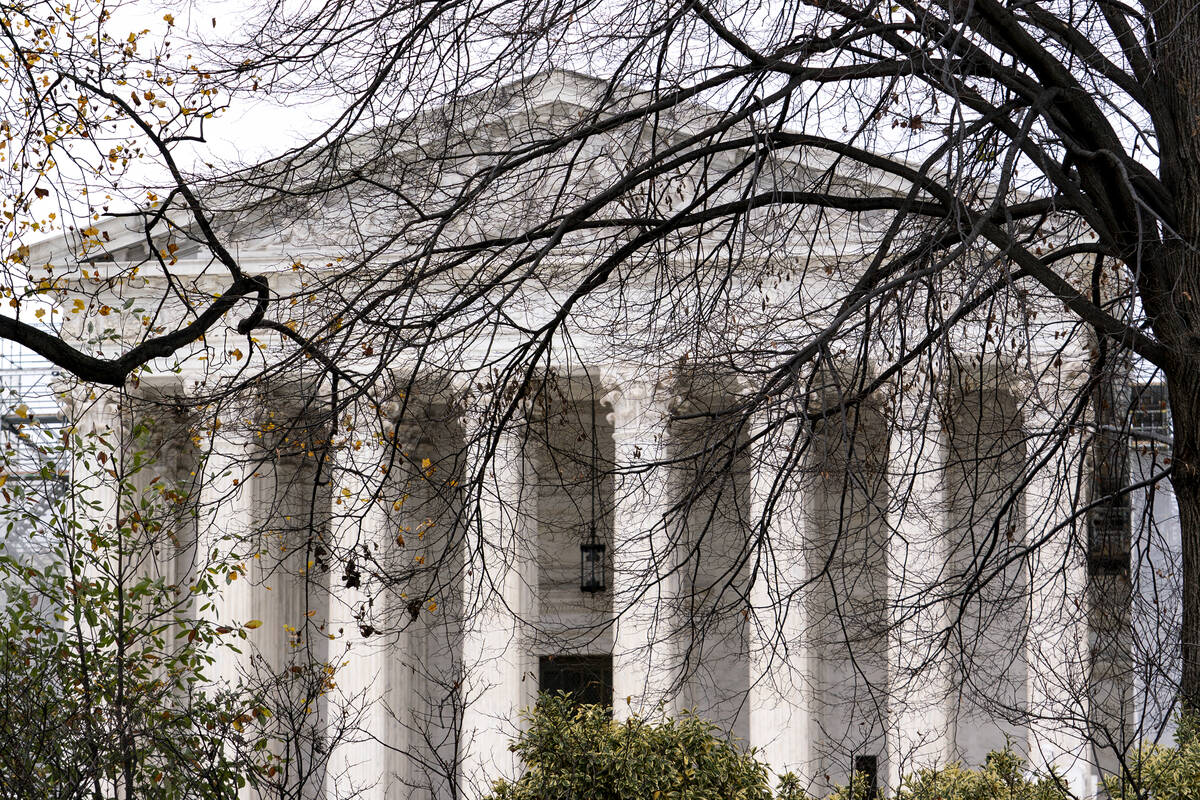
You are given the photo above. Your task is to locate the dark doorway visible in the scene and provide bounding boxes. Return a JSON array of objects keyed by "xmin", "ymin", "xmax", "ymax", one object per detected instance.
[
  {"xmin": 853, "ymin": 754, "xmax": 879, "ymax": 800},
  {"xmin": 538, "ymin": 654, "xmax": 613, "ymax": 708}
]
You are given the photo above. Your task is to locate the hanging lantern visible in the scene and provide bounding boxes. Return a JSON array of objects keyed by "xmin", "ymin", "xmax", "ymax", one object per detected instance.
[{"xmin": 580, "ymin": 532, "xmax": 606, "ymax": 593}]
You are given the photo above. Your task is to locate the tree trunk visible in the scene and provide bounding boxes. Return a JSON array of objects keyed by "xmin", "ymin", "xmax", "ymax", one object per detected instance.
[
  {"xmin": 1166, "ymin": 375, "xmax": 1200, "ymax": 712},
  {"xmin": 1148, "ymin": 0, "xmax": 1200, "ymax": 714}
]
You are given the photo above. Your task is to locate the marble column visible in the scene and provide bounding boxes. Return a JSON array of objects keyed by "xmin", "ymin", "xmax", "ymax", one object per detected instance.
[
  {"xmin": 151, "ymin": 414, "xmax": 201, "ymax": 608},
  {"xmin": 458, "ymin": 405, "xmax": 538, "ymax": 798},
  {"xmin": 377, "ymin": 414, "xmax": 434, "ymax": 799},
  {"xmin": 228, "ymin": 401, "xmax": 332, "ymax": 800},
  {"xmin": 324, "ymin": 434, "xmax": 397, "ymax": 800},
  {"xmin": 123, "ymin": 391, "xmax": 202, "ymax": 703},
  {"xmin": 747, "ymin": 412, "xmax": 814, "ymax": 780},
  {"xmin": 197, "ymin": 419, "xmax": 256, "ymax": 689},
  {"xmin": 1024, "ymin": 371, "xmax": 1092, "ymax": 796},
  {"xmin": 72, "ymin": 388, "xmax": 195, "ymax": 600},
  {"xmin": 125, "ymin": 389, "xmax": 201, "ymax": 612},
  {"xmin": 886, "ymin": 388, "xmax": 952, "ymax": 787},
  {"xmin": 195, "ymin": 420, "xmax": 278, "ymax": 800},
  {"xmin": 603, "ymin": 378, "xmax": 680, "ymax": 720}
]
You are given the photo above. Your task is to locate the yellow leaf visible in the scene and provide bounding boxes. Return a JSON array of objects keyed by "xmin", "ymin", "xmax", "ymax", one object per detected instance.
[
  {"xmin": 13, "ymin": 404, "xmax": 28, "ymax": 419},
  {"xmin": 244, "ymin": 619, "xmax": 263, "ymax": 629},
  {"xmin": 0, "ymin": 475, "xmax": 8, "ymax": 487},
  {"xmin": 163, "ymin": 13, "xmax": 175, "ymax": 24},
  {"xmin": 71, "ymin": 299, "xmax": 85, "ymax": 313}
]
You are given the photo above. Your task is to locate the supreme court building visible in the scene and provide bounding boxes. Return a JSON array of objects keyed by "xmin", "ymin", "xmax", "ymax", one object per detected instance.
[{"xmin": 35, "ymin": 71, "xmax": 1142, "ymax": 800}]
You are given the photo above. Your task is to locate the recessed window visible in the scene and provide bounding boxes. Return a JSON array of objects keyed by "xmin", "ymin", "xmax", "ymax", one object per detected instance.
[{"xmin": 538, "ymin": 654, "xmax": 612, "ymax": 708}]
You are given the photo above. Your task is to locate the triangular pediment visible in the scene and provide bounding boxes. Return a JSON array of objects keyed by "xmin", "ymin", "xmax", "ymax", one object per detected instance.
[{"xmin": 32, "ymin": 68, "xmax": 894, "ymax": 270}]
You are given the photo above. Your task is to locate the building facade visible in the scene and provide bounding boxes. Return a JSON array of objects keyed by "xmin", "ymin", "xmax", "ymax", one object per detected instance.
[{"xmin": 29, "ymin": 71, "xmax": 1149, "ymax": 800}]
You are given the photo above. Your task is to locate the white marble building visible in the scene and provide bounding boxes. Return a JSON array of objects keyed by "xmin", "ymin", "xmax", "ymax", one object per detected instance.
[{"xmin": 34, "ymin": 71, "xmax": 1136, "ymax": 800}]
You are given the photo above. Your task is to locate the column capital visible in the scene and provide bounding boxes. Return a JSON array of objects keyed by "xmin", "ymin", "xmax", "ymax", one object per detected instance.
[
  {"xmin": 377, "ymin": 380, "xmax": 471, "ymax": 455},
  {"xmin": 601, "ymin": 378, "xmax": 677, "ymax": 438},
  {"xmin": 71, "ymin": 387, "xmax": 125, "ymax": 437},
  {"xmin": 1019, "ymin": 354, "xmax": 1092, "ymax": 435},
  {"xmin": 379, "ymin": 399, "xmax": 426, "ymax": 454}
]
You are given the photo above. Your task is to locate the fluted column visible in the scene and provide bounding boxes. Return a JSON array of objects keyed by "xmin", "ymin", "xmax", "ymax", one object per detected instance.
[
  {"xmin": 458, "ymin": 406, "xmax": 538, "ymax": 798},
  {"xmin": 747, "ymin": 411, "xmax": 814, "ymax": 779},
  {"xmin": 72, "ymin": 389, "xmax": 193, "ymax": 597},
  {"xmin": 377, "ymin": 414, "xmax": 432, "ymax": 799},
  {"xmin": 886, "ymin": 388, "xmax": 952, "ymax": 787},
  {"xmin": 603, "ymin": 378, "xmax": 680, "ymax": 720},
  {"xmin": 150, "ymin": 414, "xmax": 200, "ymax": 607},
  {"xmin": 228, "ymin": 397, "xmax": 332, "ymax": 800},
  {"xmin": 1024, "ymin": 369, "xmax": 1091, "ymax": 796},
  {"xmin": 115, "ymin": 385, "xmax": 198, "ymax": 590},
  {"xmin": 124, "ymin": 392, "xmax": 203, "ymax": 705},
  {"xmin": 324, "ymin": 433, "xmax": 396, "ymax": 800},
  {"xmin": 198, "ymin": 422, "xmax": 256, "ymax": 688},
  {"xmin": 197, "ymin": 422, "xmax": 278, "ymax": 800}
]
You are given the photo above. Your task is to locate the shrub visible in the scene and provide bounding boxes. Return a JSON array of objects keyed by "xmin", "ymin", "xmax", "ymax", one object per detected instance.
[
  {"xmin": 1105, "ymin": 715, "xmax": 1200, "ymax": 800},
  {"xmin": 485, "ymin": 696, "xmax": 1083, "ymax": 800},
  {"xmin": 895, "ymin": 749, "xmax": 1071, "ymax": 800},
  {"xmin": 484, "ymin": 694, "xmax": 773, "ymax": 800}
]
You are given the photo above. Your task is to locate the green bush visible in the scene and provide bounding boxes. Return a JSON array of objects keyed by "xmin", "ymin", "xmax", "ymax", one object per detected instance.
[
  {"xmin": 485, "ymin": 696, "xmax": 1085, "ymax": 800},
  {"xmin": 1105, "ymin": 715, "xmax": 1200, "ymax": 800},
  {"xmin": 894, "ymin": 750, "xmax": 1071, "ymax": 800},
  {"xmin": 484, "ymin": 694, "xmax": 774, "ymax": 800}
]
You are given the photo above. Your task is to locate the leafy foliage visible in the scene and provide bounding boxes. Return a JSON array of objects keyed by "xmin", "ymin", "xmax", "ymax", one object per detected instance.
[
  {"xmin": 485, "ymin": 698, "xmax": 1078, "ymax": 800},
  {"xmin": 1105, "ymin": 716, "xmax": 1200, "ymax": 800},
  {"xmin": 484, "ymin": 694, "xmax": 773, "ymax": 800},
  {"xmin": 775, "ymin": 769, "xmax": 873, "ymax": 800},
  {"xmin": 0, "ymin": 415, "xmax": 273, "ymax": 798},
  {"xmin": 894, "ymin": 750, "xmax": 1071, "ymax": 800}
]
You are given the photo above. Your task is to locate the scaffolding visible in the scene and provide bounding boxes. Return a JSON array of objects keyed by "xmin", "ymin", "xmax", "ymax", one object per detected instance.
[{"xmin": 0, "ymin": 333, "xmax": 68, "ymax": 566}]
